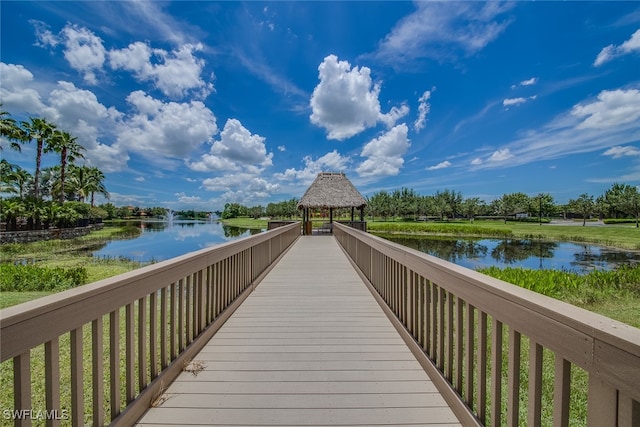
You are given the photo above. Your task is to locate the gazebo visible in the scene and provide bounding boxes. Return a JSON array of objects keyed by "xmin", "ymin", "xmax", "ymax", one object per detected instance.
[{"xmin": 297, "ymin": 172, "xmax": 367, "ymax": 235}]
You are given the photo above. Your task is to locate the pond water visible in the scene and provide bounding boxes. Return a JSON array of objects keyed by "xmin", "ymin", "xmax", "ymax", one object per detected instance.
[
  {"xmin": 92, "ymin": 221, "xmax": 262, "ymax": 263},
  {"xmin": 93, "ymin": 222, "xmax": 640, "ymax": 273},
  {"xmin": 381, "ymin": 235, "xmax": 640, "ymax": 273}
]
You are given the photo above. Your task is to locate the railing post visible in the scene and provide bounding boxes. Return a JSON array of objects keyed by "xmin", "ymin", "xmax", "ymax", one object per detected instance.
[
  {"xmin": 14, "ymin": 352, "xmax": 31, "ymax": 427},
  {"xmin": 587, "ymin": 375, "xmax": 617, "ymax": 427}
]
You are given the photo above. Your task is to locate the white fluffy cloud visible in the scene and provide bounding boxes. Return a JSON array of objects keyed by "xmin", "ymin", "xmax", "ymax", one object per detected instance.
[
  {"xmin": 188, "ymin": 118, "xmax": 272, "ymax": 172},
  {"xmin": 594, "ymin": 28, "xmax": 640, "ymax": 66},
  {"xmin": 34, "ymin": 22, "xmax": 107, "ymax": 85},
  {"xmin": 109, "ymin": 42, "xmax": 213, "ymax": 99},
  {"xmin": 515, "ymin": 77, "xmax": 538, "ymax": 87},
  {"xmin": 118, "ymin": 91, "xmax": 217, "ymax": 159},
  {"xmin": 471, "ymin": 88, "xmax": 640, "ymax": 170},
  {"xmin": 33, "ymin": 22, "xmax": 213, "ymax": 99},
  {"xmin": 309, "ymin": 55, "xmax": 406, "ymax": 140},
  {"xmin": 310, "ymin": 55, "xmax": 381, "ymax": 140},
  {"xmin": 414, "ymin": 89, "xmax": 434, "ymax": 131},
  {"xmin": 45, "ymin": 81, "xmax": 122, "ymax": 144},
  {"xmin": 275, "ymin": 149, "xmax": 351, "ymax": 184},
  {"xmin": 43, "ymin": 81, "xmax": 126, "ymax": 171},
  {"xmin": 202, "ymin": 174, "xmax": 279, "ymax": 200},
  {"xmin": 603, "ymin": 145, "xmax": 640, "ymax": 158},
  {"xmin": 503, "ymin": 96, "xmax": 536, "ymax": 108},
  {"xmin": 372, "ymin": 2, "xmax": 513, "ymax": 65},
  {"xmin": 572, "ymin": 89, "xmax": 640, "ymax": 129},
  {"xmin": 427, "ymin": 160, "xmax": 452, "ymax": 170},
  {"xmin": 0, "ymin": 63, "xmax": 46, "ymax": 113},
  {"xmin": 356, "ymin": 124, "xmax": 410, "ymax": 177},
  {"xmin": 488, "ymin": 148, "xmax": 514, "ymax": 162}
]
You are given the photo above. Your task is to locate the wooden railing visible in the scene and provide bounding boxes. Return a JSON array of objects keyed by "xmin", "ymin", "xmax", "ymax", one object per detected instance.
[
  {"xmin": 1, "ymin": 222, "xmax": 300, "ymax": 427},
  {"xmin": 334, "ymin": 223, "xmax": 640, "ymax": 427}
]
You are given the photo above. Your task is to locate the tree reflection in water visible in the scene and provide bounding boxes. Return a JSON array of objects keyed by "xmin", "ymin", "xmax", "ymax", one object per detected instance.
[{"xmin": 380, "ymin": 235, "xmax": 640, "ymax": 273}]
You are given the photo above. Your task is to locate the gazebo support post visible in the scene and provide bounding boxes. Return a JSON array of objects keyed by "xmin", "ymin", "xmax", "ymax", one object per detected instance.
[{"xmin": 351, "ymin": 207, "xmax": 355, "ymax": 221}]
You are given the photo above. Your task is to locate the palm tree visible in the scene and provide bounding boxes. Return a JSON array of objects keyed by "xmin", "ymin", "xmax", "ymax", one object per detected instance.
[
  {"xmin": 0, "ymin": 106, "xmax": 24, "ymax": 152},
  {"xmin": 21, "ymin": 117, "xmax": 57, "ymax": 200},
  {"xmin": 46, "ymin": 130, "xmax": 85, "ymax": 203},
  {"xmin": 9, "ymin": 168, "xmax": 33, "ymax": 199},
  {"xmin": 86, "ymin": 166, "xmax": 109, "ymax": 207},
  {"xmin": 67, "ymin": 165, "xmax": 109, "ymax": 206}
]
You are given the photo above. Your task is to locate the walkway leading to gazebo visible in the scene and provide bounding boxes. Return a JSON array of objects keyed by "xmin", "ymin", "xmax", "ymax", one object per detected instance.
[{"xmin": 135, "ymin": 235, "xmax": 461, "ymax": 426}]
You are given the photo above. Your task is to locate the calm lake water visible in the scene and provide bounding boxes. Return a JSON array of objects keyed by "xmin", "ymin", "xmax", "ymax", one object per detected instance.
[
  {"xmin": 93, "ymin": 221, "xmax": 640, "ymax": 273},
  {"xmin": 381, "ymin": 235, "xmax": 640, "ymax": 273},
  {"xmin": 92, "ymin": 221, "xmax": 262, "ymax": 262}
]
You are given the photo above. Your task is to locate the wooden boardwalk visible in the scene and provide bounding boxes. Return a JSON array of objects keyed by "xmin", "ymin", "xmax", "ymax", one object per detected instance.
[{"xmin": 136, "ymin": 236, "xmax": 461, "ymax": 426}]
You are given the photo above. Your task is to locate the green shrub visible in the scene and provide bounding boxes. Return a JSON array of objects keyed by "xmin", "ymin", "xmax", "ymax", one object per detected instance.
[
  {"xmin": 603, "ymin": 218, "xmax": 637, "ymax": 225},
  {"xmin": 0, "ymin": 264, "xmax": 88, "ymax": 292}
]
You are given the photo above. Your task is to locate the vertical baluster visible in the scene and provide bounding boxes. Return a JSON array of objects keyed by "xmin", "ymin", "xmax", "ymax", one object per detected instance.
[
  {"xmin": 109, "ymin": 309, "xmax": 120, "ymax": 419},
  {"xmin": 407, "ymin": 271, "xmax": 414, "ymax": 336},
  {"xmin": 160, "ymin": 287, "xmax": 168, "ymax": 369},
  {"xmin": 138, "ymin": 296, "xmax": 148, "ymax": 391},
  {"xmin": 70, "ymin": 327, "xmax": 83, "ymax": 427},
  {"xmin": 507, "ymin": 329, "xmax": 521, "ymax": 427},
  {"xmin": 206, "ymin": 265, "xmax": 213, "ymax": 324},
  {"xmin": 491, "ymin": 318, "xmax": 503, "ymax": 427},
  {"xmin": 438, "ymin": 286, "xmax": 445, "ymax": 371},
  {"xmin": 447, "ymin": 291, "xmax": 454, "ymax": 381},
  {"xmin": 431, "ymin": 282, "xmax": 438, "ymax": 362},
  {"xmin": 417, "ymin": 276, "xmax": 425, "ymax": 349},
  {"xmin": 465, "ymin": 303, "xmax": 475, "ymax": 407},
  {"xmin": 185, "ymin": 275, "xmax": 192, "ymax": 344},
  {"xmin": 528, "ymin": 341, "xmax": 543, "ymax": 426},
  {"xmin": 125, "ymin": 303, "xmax": 135, "ymax": 402},
  {"xmin": 553, "ymin": 356, "xmax": 571, "ymax": 427},
  {"xmin": 45, "ymin": 338, "xmax": 60, "ymax": 427},
  {"xmin": 456, "ymin": 297, "xmax": 464, "ymax": 393},
  {"xmin": 477, "ymin": 311, "xmax": 487, "ymax": 423},
  {"xmin": 92, "ymin": 317, "xmax": 104, "ymax": 426},
  {"xmin": 425, "ymin": 279, "xmax": 431, "ymax": 354},
  {"xmin": 193, "ymin": 270, "xmax": 204, "ymax": 337},
  {"xmin": 178, "ymin": 279, "xmax": 184, "ymax": 351},
  {"xmin": 197, "ymin": 269, "xmax": 204, "ymax": 332},
  {"xmin": 170, "ymin": 282, "xmax": 178, "ymax": 359},
  {"xmin": 150, "ymin": 291, "xmax": 158, "ymax": 379}
]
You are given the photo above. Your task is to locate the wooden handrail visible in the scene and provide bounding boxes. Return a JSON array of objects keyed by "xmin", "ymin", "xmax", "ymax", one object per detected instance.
[
  {"xmin": 1, "ymin": 222, "xmax": 300, "ymax": 426},
  {"xmin": 334, "ymin": 222, "xmax": 640, "ymax": 426}
]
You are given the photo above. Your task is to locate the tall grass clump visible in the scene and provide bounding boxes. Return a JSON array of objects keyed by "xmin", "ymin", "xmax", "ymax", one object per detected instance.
[
  {"xmin": 478, "ymin": 264, "xmax": 640, "ymax": 305},
  {"xmin": 0, "ymin": 264, "xmax": 88, "ymax": 292}
]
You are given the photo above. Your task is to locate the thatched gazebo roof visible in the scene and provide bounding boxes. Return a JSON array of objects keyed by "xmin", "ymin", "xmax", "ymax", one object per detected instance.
[{"xmin": 297, "ymin": 172, "xmax": 367, "ymax": 210}]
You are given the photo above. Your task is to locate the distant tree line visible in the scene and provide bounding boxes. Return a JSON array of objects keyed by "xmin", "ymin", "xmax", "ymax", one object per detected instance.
[
  {"xmin": 221, "ymin": 199, "xmax": 299, "ymax": 220},
  {"xmin": 1, "ymin": 107, "xmax": 109, "ymax": 231},
  {"xmin": 217, "ymin": 185, "xmax": 639, "ymax": 228},
  {"xmin": 366, "ymin": 184, "xmax": 640, "ymax": 227}
]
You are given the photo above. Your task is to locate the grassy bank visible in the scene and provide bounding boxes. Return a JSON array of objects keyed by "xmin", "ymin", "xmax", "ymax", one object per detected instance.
[
  {"xmin": 0, "ymin": 225, "xmax": 144, "ymax": 308},
  {"xmin": 220, "ymin": 217, "xmax": 269, "ymax": 229}
]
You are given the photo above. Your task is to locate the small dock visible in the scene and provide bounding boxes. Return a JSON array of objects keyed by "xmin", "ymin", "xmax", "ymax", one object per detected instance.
[{"xmin": 136, "ymin": 236, "xmax": 461, "ymax": 426}]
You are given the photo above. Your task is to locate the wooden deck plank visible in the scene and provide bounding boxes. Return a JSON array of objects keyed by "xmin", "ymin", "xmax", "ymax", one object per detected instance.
[
  {"xmin": 136, "ymin": 236, "xmax": 461, "ymax": 426},
  {"xmin": 137, "ymin": 407, "xmax": 459, "ymax": 425},
  {"xmin": 156, "ymin": 393, "xmax": 447, "ymax": 409},
  {"xmin": 167, "ymin": 380, "xmax": 442, "ymax": 394}
]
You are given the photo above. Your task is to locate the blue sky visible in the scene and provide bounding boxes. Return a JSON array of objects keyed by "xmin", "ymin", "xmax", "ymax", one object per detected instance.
[{"xmin": 1, "ymin": 1, "xmax": 639, "ymax": 211}]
